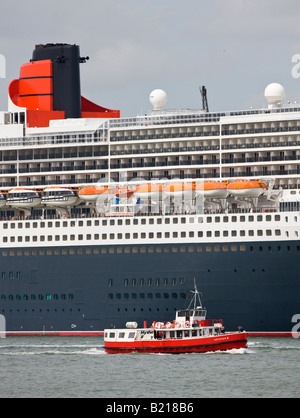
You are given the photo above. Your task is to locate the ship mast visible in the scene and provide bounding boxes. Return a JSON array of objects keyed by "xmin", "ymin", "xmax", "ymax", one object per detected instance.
[{"xmin": 188, "ymin": 279, "xmax": 203, "ymax": 311}]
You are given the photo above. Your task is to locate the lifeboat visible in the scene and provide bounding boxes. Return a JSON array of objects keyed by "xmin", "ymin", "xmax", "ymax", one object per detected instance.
[
  {"xmin": 227, "ymin": 180, "xmax": 267, "ymax": 198},
  {"xmin": 134, "ymin": 183, "xmax": 163, "ymax": 201},
  {"xmin": 78, "ymin": 185, "xmax": 115, "ymax": 203},
  {"xmin": 42, "ymin": 187, "xmax": 80, "ymax": 207},
  {"xmin": 0, "ymin": 193, "xmax": 7, "ymax": 208},
  {"xmin": 7, "ymin": 188, "xmax": 41, "ymax": 208},
  {"xmin": 163, "ymin": 182, "xmax": 196, "ymax": 200},
  {"xmin": 196, "ymin": 181, "xmax": 228, "ymax": 199},
  {"xmin": 115, "ymin": 187, "xmax": 135, "ymax": 199}
]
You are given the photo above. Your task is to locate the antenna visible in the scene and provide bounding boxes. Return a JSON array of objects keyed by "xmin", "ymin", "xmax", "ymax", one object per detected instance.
[
  {"xmin": 199, "ymin": 85, "xmax": 209, "ymax": 112},
  {"xmin": 187, "ymin": 278, "xmax": 203, "ymax": 310}
]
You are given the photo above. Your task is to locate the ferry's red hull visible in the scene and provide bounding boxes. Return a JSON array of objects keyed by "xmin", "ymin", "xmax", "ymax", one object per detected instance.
[{"xmin": 104, "ymin": 332, "xmax": 247, "ymax": 354}]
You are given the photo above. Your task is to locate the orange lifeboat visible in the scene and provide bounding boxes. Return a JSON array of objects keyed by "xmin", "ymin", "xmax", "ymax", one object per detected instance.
[
  {"xmin": 163, "ymin": 182, "xmax": 196, "ymax": 199},
  {"xmin": 115, "ymin": 187, "xmax": 135, "ymax": 199},
  {"xmin": 78, "ymin": 185, "xmax": 115, "ymax": 203},
  {"xmin": 227, "ymin": 180, "xmax": 267, "ymax": 198},
  {"xmin": 196, "ymin": 181, "xmax": 228, "ymax": 199},
  {"xmin": 134, "ymin": 183, "xmax": 163, "ymax": 201}
]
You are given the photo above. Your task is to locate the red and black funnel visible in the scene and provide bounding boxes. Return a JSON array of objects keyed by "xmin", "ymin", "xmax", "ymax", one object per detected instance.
[{"xmin": 9, "ymin": 43, "xmax": 120, "ymax": 127}]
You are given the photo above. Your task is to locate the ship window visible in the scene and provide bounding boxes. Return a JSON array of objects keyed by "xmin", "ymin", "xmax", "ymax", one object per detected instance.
[
  {"xmin": 240, "ymin": 245, "xmax": 246, "ymax": 252},
  {"xmin": 257, "ymin": 230, "xmax": 263, "ymax": 236},
  {"xmin": 109, "ymin": 332, "xmax": 115, "ymax": 338},
  {"xmin": 275, "ymin": 230, "xmax": 281, "ymax": 236},
  {"xmin": 198, "ymin": 231, "xmax": 203, "ymax": 237},
  {"xmin": 231, "ymin": 245, "xmax": 237, "ymax": 252},
  {"xmin": 207, "ymin": 217, "xmax": 212, "ymax": 223},
  {"xmin": 181, "ymin": 218, "xmax": 186, "ymax": 224},
  {"xmin": 222, "ymin": 245, "xmax": 229, "ymax": 252}
]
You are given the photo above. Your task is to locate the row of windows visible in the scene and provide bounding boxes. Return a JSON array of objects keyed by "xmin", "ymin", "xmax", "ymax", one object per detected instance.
[
  {"xmin": 108, "ymin": 277, "xmax": 185, "ymax": 287},
  {"xmin": 0, "ymin": 213, "xmax": 290, "ymax": 230},
  {"xmin": 108, "ymin": 292, "xmax": 187, "ymax": 300},
  {"xmin": 0, "ymin": 293, "xmax": 74, "ymax": 302},
  {"xmin": 1, "ymin": 243, "xmax": 299, "ymax": 258},
  {"xmin": 0, "ymin": 228, "xmax": 286, "ymax": 243},
  {"xmin": 1, "ymin": 272, "xmax": 21, "ymax": 280}
]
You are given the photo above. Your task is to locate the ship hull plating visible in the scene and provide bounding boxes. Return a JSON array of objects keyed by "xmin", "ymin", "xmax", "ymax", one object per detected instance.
[{"xmin": 0, "ymin": 240, "xmax": 298, "ymax": 333}]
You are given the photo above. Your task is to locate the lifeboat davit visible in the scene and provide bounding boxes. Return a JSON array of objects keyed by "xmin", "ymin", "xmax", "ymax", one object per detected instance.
[
  {"xmin": 227, "ymin": 180, "xmax": 267, "ymax": 198},
  {"xmin": 7, "ymin": 188, "xmax": 41, "ymax": 208},
  {"xmin": 134, "ymin": 183, "xmax": 163, "ymax": 201},
  {"xmin": 42, "ymin": 187, "xmax": 80, "ymax": 207},
  {"xmin": 163, "ymin": 182, "xmax": 196, "ymax": 200},
  {"xmin": 196, "ymin": 181, "xmax": 228, "ymax": 199},
  {"xmin": 0, "ymin": 193, "xmax": 7, "ymax": 208},
  {"xmin": 78, "ymin": 185, "xmax": 115, "ymax": 203}
]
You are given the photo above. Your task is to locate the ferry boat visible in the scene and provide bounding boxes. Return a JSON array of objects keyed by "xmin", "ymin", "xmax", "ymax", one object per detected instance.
[
  {"xmin": 104, "ymin": 284, "xmax": 247, "ymax": 354},
  {"xmin": 0, "ymin": 42, "xmax": 300, "ymax": 336}
]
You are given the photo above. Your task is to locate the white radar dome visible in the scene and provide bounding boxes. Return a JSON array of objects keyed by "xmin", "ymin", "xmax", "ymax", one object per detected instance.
[
  {"xmin": 149, "ymin": 89, "xmax": 167, "ymax": 110},
  {"xmin": 264, "ymin": 83, "xmax": 285, "ymax": 106}
]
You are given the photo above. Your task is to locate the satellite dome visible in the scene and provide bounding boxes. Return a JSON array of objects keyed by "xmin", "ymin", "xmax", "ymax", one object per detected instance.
[
  {"xmin": 149, "ymin": 89, "xmax": 167, "ymax": 110},
  {"xmin": 264, "ymin": 83, "xmax": 285, "ymax": 106}
]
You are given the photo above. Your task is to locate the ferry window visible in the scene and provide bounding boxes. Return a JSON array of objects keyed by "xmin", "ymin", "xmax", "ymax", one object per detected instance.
[
  {"xmin": 275, "ymin": 215, "xmax": 280, "ymax": 221},
  {"xmin": 147, "ymin": 293, "xmax": 153, "ymax": 299},
  {"xmin": 133, "ymin": 233, "xmax": 138, "ymax": 239},
  {"xmin": 198, "ymin": 217, "xmax": 203, "ymax": 223},
  {"xmin": 240, "ymin": 245, "xmax": 246, "ymax": 252},
  {"xmin": 165, "ymin": 232, "xmax": 170, "ymax": 238},
  {"xmin": 181, "ymin": 218, "xmax": 186, "ymax": 224},
  {"xmin": 223, "ymin": 216, "xmax": 228, "ymax": 222},
  {"xmin": 189, "ymin": 231, "xmax": 194, "ymax": 238},
  {"xmin": 232, "ymin": 216, "xmax": 237, "ymax": 222},
  {"xmin": 257, "ymin": 215, "xmax": 263, "ymax": 222},
  {"xmin": 198, "ymin": 231, "xmax": 203, "ymax": 237},
  {"xmin": 109, "ymin": 332, "xmax": 115, "ymax": 338},
  {"xmin": 275, "ymin": 230, "xmax": 281, "ymax": 236},
  {"xmin": 102, "ymin": 234, "xmax": 107, "ymax": 240},
  {"xmin": 249, "ymin": 230, "xmax": 254, "ymax": 236},
  {"xmin": 165, "ymin": 218, "xmax": 170, "ymax": 224},
  {"xmin": 155, "ymin": 293, "xmax": 161, "ymax": 299},
  {"xmin": 231, "ymin": 245, "xmax": 238, "ymax": 252},
  {"xmin": 206, "ymin": 231, "xmax": 212, "ymax": 237},
  {"xmin": 125, "ymin": 233, "xmax": 130, "ymax": 239},
  {"xmin": 157, "ymin": 218, "xmax": 162, "ymax": 224},
  {"xmin": 240, "ymin": 216, "xmax": 245, "ymax": 222},
  {"xmin": 257, "ymin": 230, "xmax": 263, "ymax": 236},
  {"xmin": 128, "ymin": 332, "xmax": 135, "ymax": 339},
  {"xmin": 207, "ymin": 217, "xmax": 212, "ymax": 223},
  {"xmin": 118, "ymin": 332, "xmax": 125, "ymax": 338},
  {"xmin": 133, "ymin": 219, "xmax": 138, "ymax": 225},
  {"xmin": 231, "ymin": 231, "xmax": 237, "ymax": 237},
  {"xmin": 132, "ymin": 278, "xmax": 137, "ymax": 286},
  {"xmin": 222, "ymin": 245, "xmax": 229, "ymax": 252},
  {"xmin": 215, "ymin": 217, "xmax": 220, "ymax": 223},
  {"xmin": 266, "ymin": 215, "xmax": 271, "ymax": 222},
  {"xmin": 141, "ymin": 219, "xmax": 146, "ymax": 225},
  {"xmin": 164, "ymin": 293, "xmax": 169, "ymax": 299},
  {"xmin": 266, "ymin": 230, "xmax": 272, "ymax": 236},
  {"xmin": 173, "ymin": 218, "xmax": 178, "ymax": 224}
]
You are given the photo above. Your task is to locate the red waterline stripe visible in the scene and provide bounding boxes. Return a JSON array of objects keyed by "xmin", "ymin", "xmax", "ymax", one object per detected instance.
[{"xmin": 5, "ymin": 331, "xmax": 104, "ymax": 337}]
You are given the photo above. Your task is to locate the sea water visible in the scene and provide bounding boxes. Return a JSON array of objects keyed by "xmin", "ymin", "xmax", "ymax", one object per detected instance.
[{"xmin": 0, "ymin": 336, "xmax": 299, "ymax": 398}]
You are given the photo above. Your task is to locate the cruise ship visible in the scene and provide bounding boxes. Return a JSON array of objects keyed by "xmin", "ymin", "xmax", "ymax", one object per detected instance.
[{"xmin": 0, "ymin": 42, "xmax": 300, "ymax": 336}]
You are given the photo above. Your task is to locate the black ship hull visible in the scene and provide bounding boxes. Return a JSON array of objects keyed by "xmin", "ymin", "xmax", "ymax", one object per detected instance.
[{"xmin": 0, "ymin": 240, "xmax": 299, "ymax": 334}]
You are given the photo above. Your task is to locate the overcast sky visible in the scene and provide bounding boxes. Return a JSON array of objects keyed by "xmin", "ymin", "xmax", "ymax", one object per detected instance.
[{"xmin": 1, "ymin": 0, "xmax": 300, "ymax": 116}]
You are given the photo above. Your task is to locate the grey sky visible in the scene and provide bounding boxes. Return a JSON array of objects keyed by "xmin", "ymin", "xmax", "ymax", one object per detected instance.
[{"xmin": 1, "ymin": 0, "xmax": 300, "ymax": 116}]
